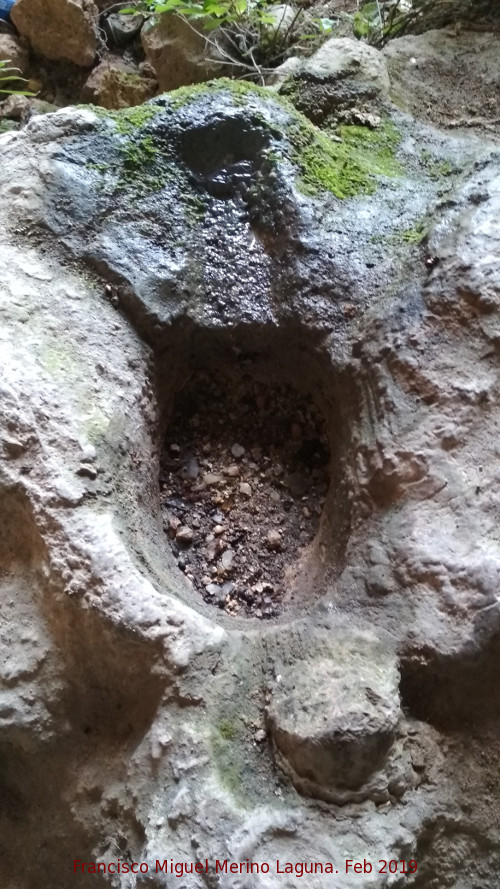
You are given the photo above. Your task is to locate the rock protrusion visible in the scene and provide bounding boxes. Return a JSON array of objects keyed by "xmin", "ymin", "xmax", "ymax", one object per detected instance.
[
  {"xmin": 266, "ymin": 637, "xmax": 403, "ymax": 803},
  {"xmin": 11, "ymin": 0, "xmax": 99, "ymax": 66},
  {"xmin": 141, "ymin": 13, "xmax": 227, "ymax": 92}
]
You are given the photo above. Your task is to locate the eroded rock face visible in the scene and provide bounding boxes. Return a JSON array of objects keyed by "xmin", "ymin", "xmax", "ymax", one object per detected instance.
[
  {"xmin": 2, "ymin": 55, "xmax": 500, "ymax": 888},
  {"xmin": 11, "ymin": 0, "xmax": 98, "ymax": 66},
  {"xmin": 266, "ymin": 635, "xmax": 409, "ymax": 803}
]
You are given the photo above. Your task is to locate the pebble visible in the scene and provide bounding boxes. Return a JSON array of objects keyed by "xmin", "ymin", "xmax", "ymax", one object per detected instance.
[
  {"xmin": 254, "ymin": 729, "xmax": 267, "ymax": 743},
  {"xmin": 176, "ymin": 525, "xmax": 194, "ymax": 544},
  {"xmin": 77, "ymin": 463, "xmax": 98, "ymax": 480},
  {"xmin": 206, "ymin": 541, "xmax": 219, "ymax": 561},
  {"xmin": 206, "ymin": 583, "xmax": 221, "ymax": 596},
  {"xmin": 225, "ymin": 464, "xmax": 240, "ymax": 477},
  {"xmin": 221, "ymin": 550, "xmax": 235, "ymax": 570},
  {"xmin": 231, "ymin": 443, "xmax": 245, "ymax": 459},
  {"xmin": 213, "ymin": 524, "xmax": 225, "ymax": 535},
  {"xmin": 181, "ymin": 455, "xmax": 199, "ymax": 479},
  {"xmin": 203, "ymin": 472, "xmax": 223, "ymax": 486},
  {"xmin": 266, "ymin": 529, "xmax": 282, "ymax": 551},
  {"xmin": 168, "ymin": 516, "xmax": 182, "ymax": 536},
  {"xmin": 239, "ymin": 482, "xmax": 252, "ymax": 497}
]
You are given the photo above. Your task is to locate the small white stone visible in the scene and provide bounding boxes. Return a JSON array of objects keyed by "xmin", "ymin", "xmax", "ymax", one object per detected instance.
[{"xmin": 231, "ymin": 443, "xmax": 245, "ymax": 459}]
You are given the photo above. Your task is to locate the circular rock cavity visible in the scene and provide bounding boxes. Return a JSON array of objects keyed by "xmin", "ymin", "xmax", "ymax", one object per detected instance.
[
  {"xmin": 161, "ymin": 364, "xmax": 329, "ymax": 618},
  {"xmin": 266, "ymin": 636, "xmax": 402, "ymax": 803},
  {"xmin": 157, "ymin": 325, "xmax": 352, "ymax": 619}
]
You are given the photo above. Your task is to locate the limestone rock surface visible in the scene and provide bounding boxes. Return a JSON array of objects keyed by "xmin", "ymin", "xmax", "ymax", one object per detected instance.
[
  {"xmin": 266, "ymin": 637, "xmax": 403, "ymax": 802},
  {"xmin": 10, "ymin": 0, "xmax": 98, "ymax": 66},
  {"xmin": 2, "ymin": 33, "xmax": 500, "ymax": 889}
]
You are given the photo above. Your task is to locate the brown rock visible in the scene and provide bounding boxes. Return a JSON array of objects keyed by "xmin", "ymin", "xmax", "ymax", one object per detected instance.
[
  {"xmin": 11, "ymin": 0, "xmax": 99, "ymax": 67},
  {"xmin": 0, "ymin": 34, "xmax": 29, "ymax": 77},
  {"xmin": 81, "ymin": 57, "xmax": 158, "ymax": 110},
  {"xmin": 141, "ymin": 12, "xmax": 227, "ymax": 92},
  {"xmin": 176, "ymin": 525, "xmax": 194, "ymax": 544}
]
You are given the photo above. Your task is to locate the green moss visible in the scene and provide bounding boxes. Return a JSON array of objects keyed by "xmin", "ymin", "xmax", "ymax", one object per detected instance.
[
  {"xmin": 400, "ymin": 222, "xmax": 427, "ymax": 244},
  {"xmin": 167, "ymin": 77, "xmax": 278, "ymax": 110},
  {"xmin": 218, "ymin": 718, "xmax": 237, "ymax": 741},
  {"xmin": 420, "ymin": 149, "xmax": 454, "ymax": 181},
  {"xmin": 86, "ymin": 80, "xmax": 402, "ymax": 202},
  {"xmin": 211, "ymin": 717, "xmax": 249, "ymax": 807},
  {"xmin": 288, "ymin": 117, "xmax": 402, "ymax": 199},
  {"xmin": 99, "ymin": 102, "xmax": 162, "ymax": 135},
  {"xmin": 86, "ymin": 162, "xmax": 109, "ymax": 172},
  {"xmin": 0, "ymin": 120, "xmax": 18, "ymax": 134},
  {"xmin": 115, "ymin": 71, "xmax": 145, "ymax": 87},
  {"xmin": 336, "ymin": 121, "xmax": 402, "ymax": 175},
  {"xmin": 371, "ymin": 218, "xmax": 428, "ymax": 247}
]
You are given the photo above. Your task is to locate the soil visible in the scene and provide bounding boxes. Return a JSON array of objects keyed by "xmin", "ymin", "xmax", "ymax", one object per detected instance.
[{"xmin": 160, "ymin": 365, "xmax": 330, "ymax": 618}]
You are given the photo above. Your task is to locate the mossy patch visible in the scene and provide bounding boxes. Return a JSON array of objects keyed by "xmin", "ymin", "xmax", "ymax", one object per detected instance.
[
  {"xmin": 210, "ymin": 716, "xmax": 250, "ymax": 807},
  {"xmin": 85, "ymin": 80, "xmax": 403, "ymax": 202},
  {"xmin": 166, "ymin": 79, "xmax": 403, "ymax": 199},
  {"xmin": 400, "ymin": 221, "xmax": 427, "ymax": 244},
  {"xmin": 89, "ymin": 101, "xmax": 162, "ymax": 135},
  {"xmin": 288, "ymin": 117, "xmax": 402, "ymax": 199},
  {"xmin": 371, "ymin": 217, "xmax": 428, "ymax": 247},
  {"xmin": 166, "ymin": 77, "xmax": 277, "ymax": 111},
  {"xmin": 420, "ymin": 149, "xmax": 454, "ymax": 181}
]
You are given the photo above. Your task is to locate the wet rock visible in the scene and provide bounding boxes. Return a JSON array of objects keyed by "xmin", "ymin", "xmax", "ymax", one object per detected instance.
[
  {"xmin": 81, "ymin": 56, "xmax": 157, "ymax": 109},
  {"xmin": 203, "ymin": 471, "xmax": 223, "ymax": 486},
  {"xmin": 141, "ymin": 12, "xmax": 227, "ymax": 91},
  {"xmin": 303, "ymin": 37, "xmax": 390, "ymax": 94},
  {"xmin": 0, "ymin": 94, "xmax": 30, "ymax": 120},
  {"xmin": 11, "ymin": 0, "xmax": 99, "ymax": 66},
  {"xmin": 220, "ymin": 549, "xmax": 235, "ymax": 571}
]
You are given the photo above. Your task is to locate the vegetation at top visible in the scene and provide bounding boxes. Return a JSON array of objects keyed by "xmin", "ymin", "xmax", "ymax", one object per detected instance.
[{"xmin": 121, "ymin": 0, "xmax": 339, "ymax": 79}]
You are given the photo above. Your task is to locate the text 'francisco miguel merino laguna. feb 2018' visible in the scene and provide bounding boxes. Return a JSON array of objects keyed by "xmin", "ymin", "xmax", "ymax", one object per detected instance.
[{"xmin": 73, "ymin": 858, "xmax": 418, "ymax": 877}]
